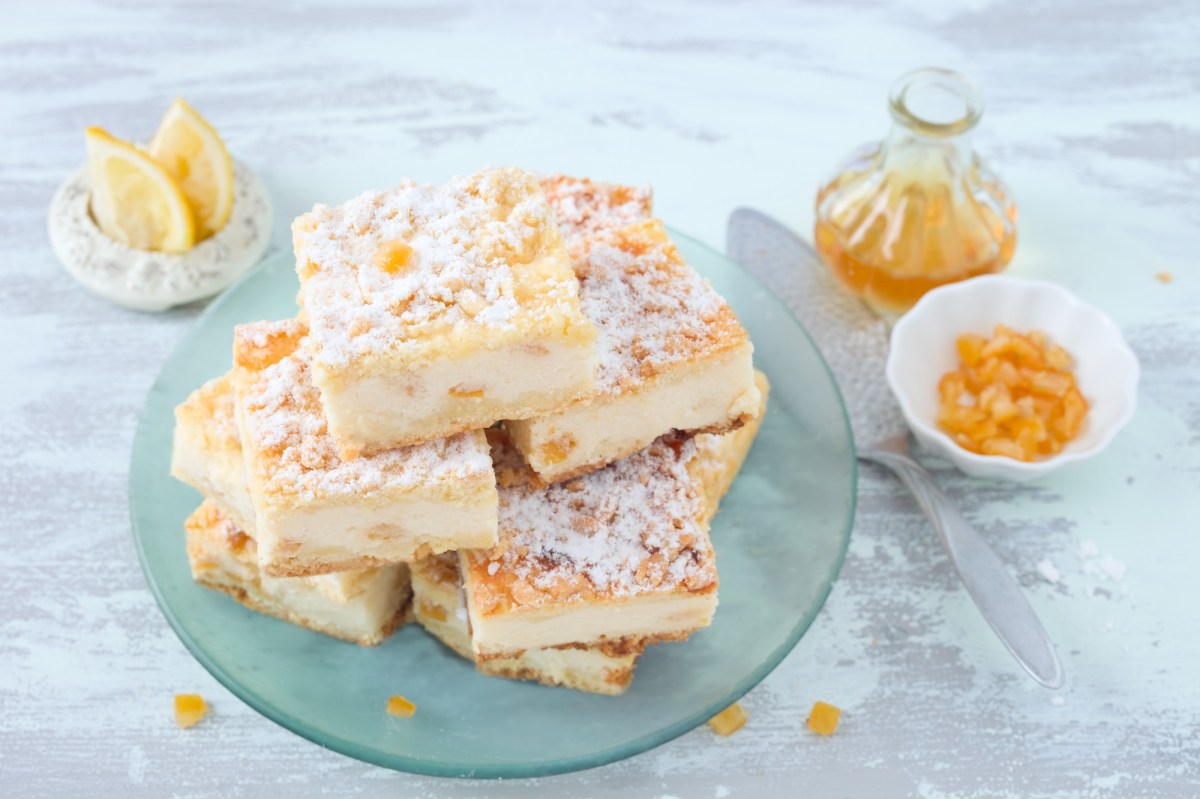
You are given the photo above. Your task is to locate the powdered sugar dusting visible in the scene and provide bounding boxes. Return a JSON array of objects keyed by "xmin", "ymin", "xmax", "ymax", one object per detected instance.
[
  {"xmin": 293, "ymin": 167, "xmax": 580, "ymax": 369},
  {"xmin": 236, "ymin": 321, "xmax": 493, "ymax": 501},
  {"xmin": 540, "ymin": 174, "xmax": 653, "ymax": 246},
  {"xmin": 577, "ymin": 220, "xmax": 746, "ymax": 394},
  {"xmin": 473, "ymin": 432, "xmax": 716, "ymax": 610}
]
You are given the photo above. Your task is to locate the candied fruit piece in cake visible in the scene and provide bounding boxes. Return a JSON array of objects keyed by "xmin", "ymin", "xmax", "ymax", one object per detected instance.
[
  {"xmin": 185, "ymin": 501, "xmax": 411, "ymax": 646},
  {"xmin": 410, "ymin": 553, "xmax": 642, "ymax": 696},
  {"xmin": 174, "ymin": 694, "xmax": 207, "ymax": 728},
  {"xmin": 231, "ymin": 318, "xmax": 497, "ymax": 577},
  {"xmin": 807, "ymin": 701, "xmax": 841, "ymax": 736},
  {"xmin": 708, "ymin": 702, "xmax": 748, "ymax": 736},
  {"xmin": 506, "ymin": 219, "xmax": 760, "ymax": 482},
  {"xmin": 460, "ymin": 429, "xmax": 718, "ymax": 659},
  {"xmin": 291, "ymin": 167, "xmax": 599, "ymax": 457}
]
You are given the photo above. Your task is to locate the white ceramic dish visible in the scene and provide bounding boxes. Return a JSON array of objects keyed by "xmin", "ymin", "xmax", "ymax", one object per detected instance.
[
  {"xmin": 47, "ymin": 160, "xmax": 272, "ymax": 312},
  {"xmin": 886, "ymin": 275, "xmax": 1139, "ymax": 482}
]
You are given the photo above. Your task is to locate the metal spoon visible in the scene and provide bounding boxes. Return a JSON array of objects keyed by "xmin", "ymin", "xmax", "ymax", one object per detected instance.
[{"xmin": 727, "ymin": 208, "xmax": 1064, "ymax": 689}]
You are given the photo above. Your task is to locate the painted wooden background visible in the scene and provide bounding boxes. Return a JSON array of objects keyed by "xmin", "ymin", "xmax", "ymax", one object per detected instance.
[{"xmin": 3, "ymin": 1, "xmax": 1198, "ymax": 796}]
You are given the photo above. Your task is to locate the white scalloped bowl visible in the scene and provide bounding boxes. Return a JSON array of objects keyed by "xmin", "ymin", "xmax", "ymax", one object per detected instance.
[{"xmin": 886, "ymin": 275, "xmax": 1139, "ymax": 482}]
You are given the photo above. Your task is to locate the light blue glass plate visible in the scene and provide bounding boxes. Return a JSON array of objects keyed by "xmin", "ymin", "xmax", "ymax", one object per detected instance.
[{"xmin": 129, "ymin": 230, "xmax": 856, "ymax": 778}]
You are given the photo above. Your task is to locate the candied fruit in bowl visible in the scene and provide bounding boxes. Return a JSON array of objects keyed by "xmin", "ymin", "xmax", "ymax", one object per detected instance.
[{"xmin": 937, "ymin": 325, "xmax": 1089, "ymax": 462}]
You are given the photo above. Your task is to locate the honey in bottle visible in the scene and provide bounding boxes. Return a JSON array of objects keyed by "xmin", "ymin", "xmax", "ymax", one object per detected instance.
[{"xmin": 815, "ymin": 68, "xmax": 1017, "ymax": 315}]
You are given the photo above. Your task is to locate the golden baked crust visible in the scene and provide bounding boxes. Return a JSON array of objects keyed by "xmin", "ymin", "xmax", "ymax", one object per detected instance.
[
  {"xmin": 231, "ymin": 318, "xmax": 494, "ymax": 506},
  {"xmin": 479, "ymin": 659, "xmax": 635, "ymax": 695},
  {"xmin": 174, "ymin": 372, "xmax": 240, "ymax": 456},
  {"xmin": 291, "ymin": 167, "xmax": 597, "ymax": 374},
  {"xmin": 539, "ymin": 175, "xmax": 653, "ymax": 249},
  {"xmin": 463, "ymin": 429, "xmax": 717, "ymax": 619}
]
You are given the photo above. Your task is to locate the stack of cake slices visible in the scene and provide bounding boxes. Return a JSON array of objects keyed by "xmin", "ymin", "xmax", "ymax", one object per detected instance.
[{"xmin": 172, "ymin": 168, "xmax": 769, "ymax": 696}]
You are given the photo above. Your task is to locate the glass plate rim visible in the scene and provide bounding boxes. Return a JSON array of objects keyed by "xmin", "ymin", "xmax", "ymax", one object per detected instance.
[{"xmin": 128, "ymin": 228, "xmax": 858, "ymax": 779}]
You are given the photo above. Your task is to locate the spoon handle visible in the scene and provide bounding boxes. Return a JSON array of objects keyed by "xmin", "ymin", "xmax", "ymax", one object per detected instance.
[{"xmin": 859, "ymin": 448, "xmax": 1066, "ymax": 689}]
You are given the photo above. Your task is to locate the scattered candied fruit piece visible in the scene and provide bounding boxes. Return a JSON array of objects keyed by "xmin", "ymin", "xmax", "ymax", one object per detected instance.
[
  {"xmin": 936, "ymin": 325, "xmax": 1089, "ymax": 462},
  {"xmin": 807, "ymin": 701, "xmax": 841, "ymax": 736},
  {"xmin": 174, "ymin": 694, "xmax": 207, "ymax": 728},
  {"xmin": 707, "ymin": 702, "xmax": 748, "ymax": 736},
  {"xmin": 386, "ymin": 695, "xmax": 417, "ymax": 718}
]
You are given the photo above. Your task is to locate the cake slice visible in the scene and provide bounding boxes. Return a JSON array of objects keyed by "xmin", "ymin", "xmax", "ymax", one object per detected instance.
[
  {"xmin": 694, "ymin": 370, "xmax": 770, "ymax": 523},
  {"xmin": 506, "ymin": 219, "xmax": 760, "ymax": 482},
  {"xmin": 539, "ymin": 174, "xmax": 653, "ymax": 253},
  {"xmin": 460, "ymin": 429, "xmax": 718, "ymax": 659},
  {"xmin": 292, "ymin": 167, "xmax": 600, "ymax": 458},
  {"xmin": 185, "ymin": 500, "xmax": 410, "ymax": 646},
  {"xmin": 171, "ymin": 371, "xmax": 256, "ymax": 534},
  {"xmin": 232, "ymin": 318, "xmax": 498, "ymax": 577},
  {"xmin": 410, "ymin": 554, "xmax": 641, "ymax": 695}
]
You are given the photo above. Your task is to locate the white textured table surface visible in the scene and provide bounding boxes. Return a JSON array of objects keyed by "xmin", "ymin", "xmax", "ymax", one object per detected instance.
[{"xmin": 4, "ymin": 2, "xmax": 1199, "ymax": 796}]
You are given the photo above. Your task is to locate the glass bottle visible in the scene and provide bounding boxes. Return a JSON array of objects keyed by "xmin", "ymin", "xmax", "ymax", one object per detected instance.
[{"xmin": 814, "ymin": 68, "xmax": 1017, "ymax": 316}]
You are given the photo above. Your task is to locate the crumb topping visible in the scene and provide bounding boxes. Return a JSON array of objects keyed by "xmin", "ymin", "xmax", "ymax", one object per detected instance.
[
  {"xmin": 234, "ymin": 320, "xmax": 493, "ymax": 501},
  {"xmin": 292, "ymin": 167, "xmax": 585, "ymax": 369},
  {"xmin": 575, "ymin": 219, "xmax": 749, "ymax": 394},
  {"xmin": 540, "ymin": 175, "xmax": 652, "ymax": 247},
  {"xmin": 466, "ymin": 430, "xmax": 716, "ymax": 614},
  {"xmin": 177, "ymin": 373, "xmax": 240, "ymax": 454}
]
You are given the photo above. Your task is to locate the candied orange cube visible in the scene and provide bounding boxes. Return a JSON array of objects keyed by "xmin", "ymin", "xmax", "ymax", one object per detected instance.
[
  {"xmin": 981, "ymin": 437, "xmax": 1028, "ymax": 461},
  {"xmin": 807, "ymin": 701, "xmax": 841, "ymax": 736},
  {"xmin": 992, "ymin": 359, "xmax": 1020, "ymax": 388},
  {"xmin": 956, "ymin": 333, "xmax": 987, "ymax": 367},
  {"xmin": 939, "ymin": 371, "xmax": 967, "ymax": 398},
  {"xmin": 1045, "ymin": 345, "xmax": 1072, "ymax": 371},
  {"xmin": 174, "ymin": 694, "xmax": 207, "ymax": 728},
  {"xmin": 707, "ymin": 702, "xmax": 748, "ymax": 736},
  {"xmin": 386, "ymin": 695, "xmax": 417, "ymax": 718},
  {"xmin": 1009, "ymin": 335, "xmax": 1045, "ymax": 369},
  {"xmin": 966, "ymin": 419, "xmax": 999, "ymax": 441},
  {"xmin": 1057, "ymin": 388, "xmax": 1088, "ymax": 438},
  {"xmin": 1029, "ymin": 371, "xmax": 1072, "ymax": 398},
  {"xmin": 937, "ymin": 326, "xmax": 1087, "ymax": 462}
]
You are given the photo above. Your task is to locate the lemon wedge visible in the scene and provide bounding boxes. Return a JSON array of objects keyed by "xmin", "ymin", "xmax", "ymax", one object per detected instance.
[
  {"xmin": 148, "ymin": 98, "xmax": 235, "ymax": 241},
  {"xmin": 85, "ymin": 127, "xmax": 196, "ymax": 253}
]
